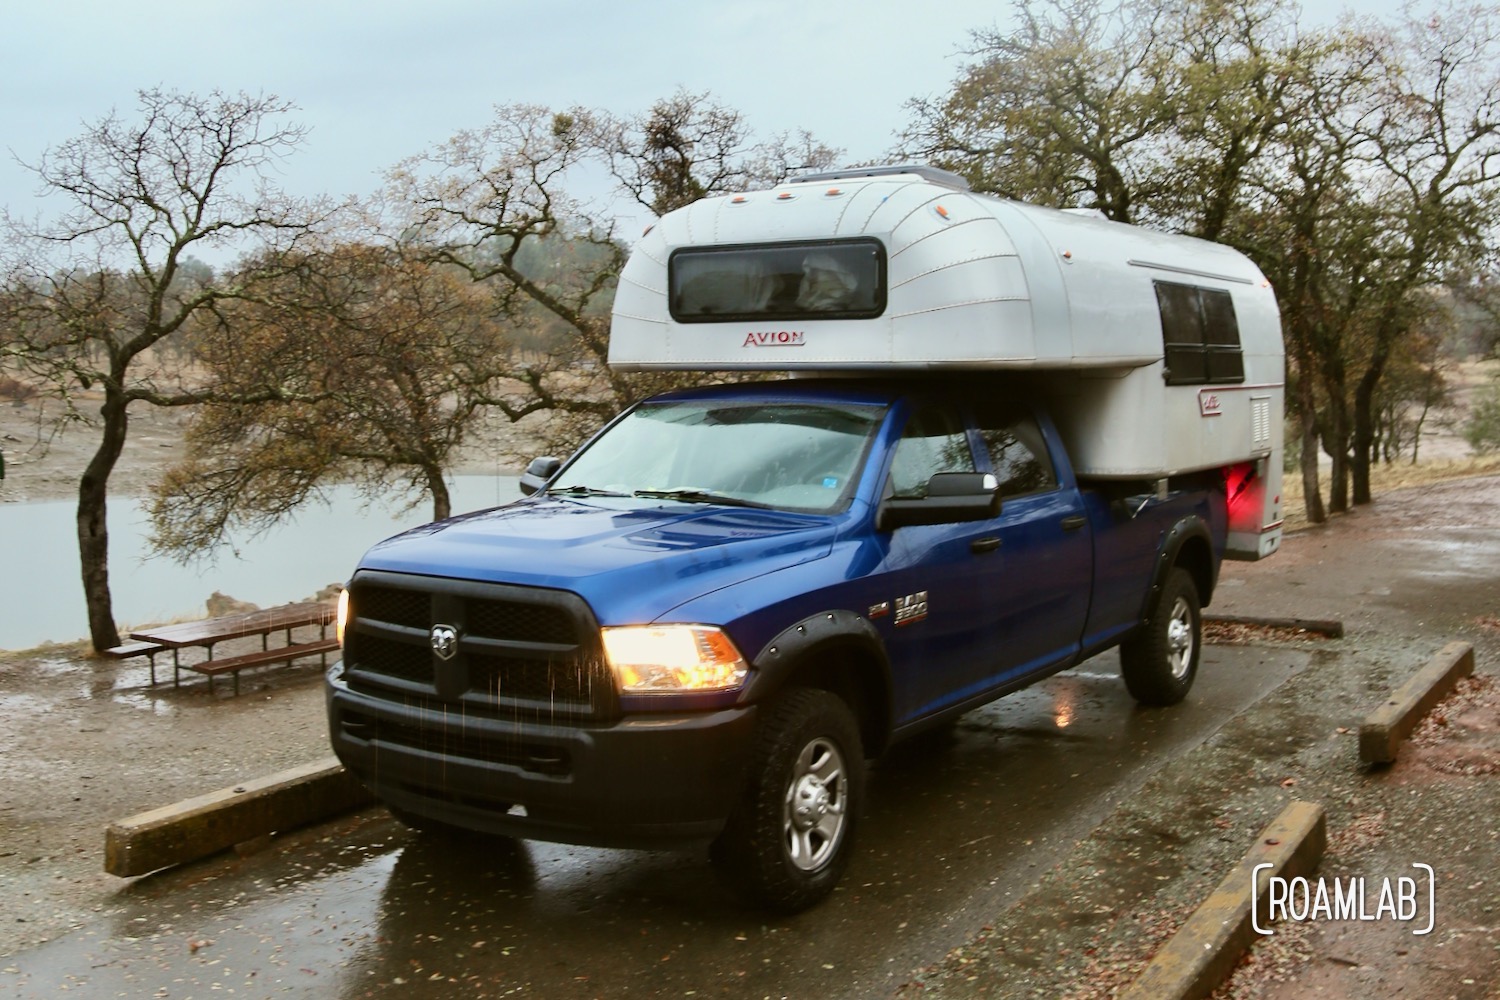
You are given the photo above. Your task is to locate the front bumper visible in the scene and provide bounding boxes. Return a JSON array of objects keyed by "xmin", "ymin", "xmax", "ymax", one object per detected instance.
[{"xmin": 326, "ymin": 664, "xmax": 758, "ymax": 847}]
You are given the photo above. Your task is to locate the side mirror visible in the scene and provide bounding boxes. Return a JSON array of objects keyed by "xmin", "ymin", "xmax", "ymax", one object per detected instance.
[
  {"xmin": 519, "ymin": 456, "xmax": 562, "ymax": 497},
  {"xmin": 877, "ymin": 472, "xmax": 1000, "ymax": 531}
]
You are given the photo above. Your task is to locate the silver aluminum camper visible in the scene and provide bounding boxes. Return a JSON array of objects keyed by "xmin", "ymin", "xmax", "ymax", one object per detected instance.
[{"xmin": 610, "ymin": 166, "xmax": 1284, "ymax": 560}]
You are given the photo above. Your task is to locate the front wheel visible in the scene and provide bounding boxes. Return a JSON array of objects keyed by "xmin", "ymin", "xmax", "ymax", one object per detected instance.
[
  {"xmin": 1120, "ymin": 567, "xmax": 1201, "ymax": 706},
  {"xmin": 711, "ymin": 688, "xmax": 864, "ymax": 912}
]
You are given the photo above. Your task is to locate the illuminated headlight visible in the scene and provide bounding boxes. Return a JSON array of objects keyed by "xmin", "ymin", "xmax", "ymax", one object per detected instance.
[
  {"xmin": 336, "ymin": 588, "xmax": 350, "ymax": 646},
  {"xmin": 600, "ymin": 625, "xmax": 748, "ymax": 694}
]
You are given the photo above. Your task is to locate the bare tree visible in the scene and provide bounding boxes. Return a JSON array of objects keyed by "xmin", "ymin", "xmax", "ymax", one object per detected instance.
[
  {"xmin": 602, "ymin": 88, "xmax": 839, "ymax": 216},
  {"xmin": 1, "ymin": 89, "xmax": 322, "ymax": 651},
  {"xmin": 903, "ymin": 0, "xmax": 1500, "ymax": 523},
  {"xmin": 147, "ymin": 241, "xmax": 513, "ymax": 559},
  {"xmin": 901, "ymin": 0, "xmax": 1181, "ymax": 220},
  {"xmin": 1347, "ymin": 4, "xmax": 1500, "ymax": 503},
  {"xmin": 147, "ymin": 91, "xmax": 841, "ymax": 566},
  {"xmin": 397, "ymin": 96, "xmax": 839, "ymax": 457}
]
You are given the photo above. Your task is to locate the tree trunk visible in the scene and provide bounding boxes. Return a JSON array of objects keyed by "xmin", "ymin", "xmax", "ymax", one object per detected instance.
[
  {"xmin": 78, "ymin": 388, "xmax": 129, "ymax": 651},
  {"xmin": 1298, "ymin": 381, "xmax": 1326, "ymax": 524},
  {"xmin": 1411, "ymin": 400, "xmax": 1430, "ymax": 465},
  {"xmin": 1316, "ymin": 346, "xmax": 1351, "ymax": 515},
  {"xmin": 1351, "ymin": 347, "xmax": 1390, "ymax": 506},
  {"xmin": 1322, "ymin": 395, "xmax": 1349, "ymax": 515},
  {"xmin": 426, "ymin": 464, "xmax": 452, "ymax": 521}
]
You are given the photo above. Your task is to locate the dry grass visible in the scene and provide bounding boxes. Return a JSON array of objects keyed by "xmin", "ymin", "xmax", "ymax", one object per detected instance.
[
  {"xmin": 1279, "ymin": 454, "xmax": 1500, "ymax": 532},
  {"xmin": 1273, "ymin": 357, "xmax": 1500, "ymax": 532}
]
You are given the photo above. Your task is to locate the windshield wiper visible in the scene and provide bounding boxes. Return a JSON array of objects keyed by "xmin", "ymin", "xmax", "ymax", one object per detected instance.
[
  {"xmin": 547, "ymin": 485, "xmax": 631, "ymax": 498},
  {"xmin": 633, "ymin": 488, "xmax": 767, "ymax": 509}
]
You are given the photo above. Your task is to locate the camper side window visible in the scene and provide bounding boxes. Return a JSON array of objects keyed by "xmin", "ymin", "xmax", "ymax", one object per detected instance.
[{"xmin": 1156, "ymin": 281, "xmax": 1245, "ymax": 386}]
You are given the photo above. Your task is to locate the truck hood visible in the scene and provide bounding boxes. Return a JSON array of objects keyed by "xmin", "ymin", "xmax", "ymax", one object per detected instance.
[{"xmin": 358, "ymin": 496, "xmax": 837, "ymax": 625}]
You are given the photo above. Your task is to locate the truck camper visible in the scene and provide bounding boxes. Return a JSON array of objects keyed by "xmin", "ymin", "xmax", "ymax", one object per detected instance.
[
  {"xmin": 327, "ymin": 165, "xmax": 1286, "ymax": 911},
  {"xmin": 610, "ymin": 163, "xmax": 1283, "ymax": 559}
]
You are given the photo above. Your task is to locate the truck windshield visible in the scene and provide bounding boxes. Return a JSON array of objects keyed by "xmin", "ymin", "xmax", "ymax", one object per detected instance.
[{"xmin": 552, "ymin": 400, "xmax": 885, "ymax": 513}]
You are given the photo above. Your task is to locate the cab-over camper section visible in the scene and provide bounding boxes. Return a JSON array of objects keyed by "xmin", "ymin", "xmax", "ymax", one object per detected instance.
[{"xmin": 610, "ymin": 165, "xmax": 1285, "ymax": 560}]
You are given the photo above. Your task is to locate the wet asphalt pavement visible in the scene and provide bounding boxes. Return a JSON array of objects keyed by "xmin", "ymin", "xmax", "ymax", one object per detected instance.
[
  {"xmin": 2, "ymin": 644, "xmax": 1305, "ymax": 998},
  {"xmin": 5, "ymin": 474, "xmax": 1499, "ymax": 999}
]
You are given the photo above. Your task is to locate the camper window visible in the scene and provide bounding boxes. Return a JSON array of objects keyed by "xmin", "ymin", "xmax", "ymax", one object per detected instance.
[
  {"xmin": 1155, "ymin": 281, "xmax": 1245, "ymax": 386},
  {"xmin": 669, "ymin": 239, "xmax": 885, "ymax": 323}
]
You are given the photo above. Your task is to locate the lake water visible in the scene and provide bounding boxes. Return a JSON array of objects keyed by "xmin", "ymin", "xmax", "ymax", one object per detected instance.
[{"xmin": 0, "ymin": 475, "xmax": 521, "ymax": 651}]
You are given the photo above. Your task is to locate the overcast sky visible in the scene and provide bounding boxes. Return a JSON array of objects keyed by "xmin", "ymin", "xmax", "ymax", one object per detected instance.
[{"xmin": 1, "ymin": 0, "xmax": 1391, "ymax": 235}]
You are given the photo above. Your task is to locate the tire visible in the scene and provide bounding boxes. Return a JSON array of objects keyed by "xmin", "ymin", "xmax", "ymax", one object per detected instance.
[
  {"xmin": 1120, "ymin": 567, "xmax": 1201, "ymax": 706},
  {"xmin": 711, "ymin": 688, "xmax": 864, "ymax": 912}
]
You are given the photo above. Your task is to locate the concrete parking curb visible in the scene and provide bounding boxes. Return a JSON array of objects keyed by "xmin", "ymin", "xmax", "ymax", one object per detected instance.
[
  {"xmin": 1118, "ymin": 800, "xmax": 1327, "ymax": 1000},
  {"xmin": 1359, "ymin": 640, "xmax": 1475, "ymax": 765},
  {"xmin": 104, "ymin": 757, "xmax": 375, "ymax": 877}
]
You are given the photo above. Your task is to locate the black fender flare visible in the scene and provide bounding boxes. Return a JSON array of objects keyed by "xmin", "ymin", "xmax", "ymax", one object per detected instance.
[
  {"xmin": 741, "ymin": 610, "xmax": 894, "ymax": 753},
  {"xmin": 1141, "ymin": 515, "xmax": 1218, "ymax": 621}
]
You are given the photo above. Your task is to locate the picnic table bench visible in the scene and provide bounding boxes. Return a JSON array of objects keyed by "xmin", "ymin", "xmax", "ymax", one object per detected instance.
[
  {"xmin": 102, "ymin": 640, "xmax": 168, "ymax": 685},
  {"xmin": 129, "ymin": 602, "xmax": 339, "ymax": 695}
]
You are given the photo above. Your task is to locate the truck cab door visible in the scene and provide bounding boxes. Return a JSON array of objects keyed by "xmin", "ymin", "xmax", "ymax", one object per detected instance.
[
  {"xmin": 871, "ymin": 403, "xmax": 1008, "ymax": 721},
  {"xmin": 968, "ymin": 403, "xmax": 1092, "ymax": 687},
  {"xmin": 873, "ymin": 401, "xmax": 1091, "ymax": 726}
]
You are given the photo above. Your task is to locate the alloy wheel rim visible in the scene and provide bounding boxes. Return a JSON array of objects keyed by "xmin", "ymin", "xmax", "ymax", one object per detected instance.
[
  {"xmin": 783, "ymin": 735, "xmax": 848, "ymax": 872},
  {"xmin": 1166, "ymin": 596, "xmax": 1195, "ymax": 680}
]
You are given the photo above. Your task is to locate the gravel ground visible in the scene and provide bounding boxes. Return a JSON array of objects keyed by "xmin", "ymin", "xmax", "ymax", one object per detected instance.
[{"xmin": 0, "ymin": 641, "xmax": 333, "ymax": 958}]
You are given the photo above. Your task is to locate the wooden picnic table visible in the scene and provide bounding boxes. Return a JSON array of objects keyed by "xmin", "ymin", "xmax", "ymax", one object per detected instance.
[{"xmin": 129, "ymin": 601, "xmax": 339, "ymax": 695}]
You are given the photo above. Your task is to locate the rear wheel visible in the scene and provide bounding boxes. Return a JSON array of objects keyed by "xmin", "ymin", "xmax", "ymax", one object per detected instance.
[
  {"xmin": 711, "ymin": 688, "xmax": 864, "ymax": 912},
  {"xmin": 1120, "ymin": 567, "xmax": 1200, "ymax": 706}
]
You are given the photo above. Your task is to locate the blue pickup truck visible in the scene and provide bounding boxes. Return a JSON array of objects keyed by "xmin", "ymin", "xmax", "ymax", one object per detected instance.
[
  {"xmin": 327, "ymin": 376, "xmax": 1227, "ymax": 910},
  {"xmin": 329, "ymin": 165, "xmax": 1283, "ymax": 910}
]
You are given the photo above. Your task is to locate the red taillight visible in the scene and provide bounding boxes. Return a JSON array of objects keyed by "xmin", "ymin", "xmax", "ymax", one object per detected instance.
[{"xmin": 1224, "ymin": 463, "xmax": 1257, "ymax": 515}]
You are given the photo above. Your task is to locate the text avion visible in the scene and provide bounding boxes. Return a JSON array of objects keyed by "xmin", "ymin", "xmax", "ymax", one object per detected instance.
[{"xmin": 742, "ymin": 330, "xmax": 805, "ymax": 347}]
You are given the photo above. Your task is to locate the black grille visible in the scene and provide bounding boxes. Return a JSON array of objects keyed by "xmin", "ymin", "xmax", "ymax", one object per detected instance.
[
  {"xmin": 469, "ymin": 652, "xmax": 601, "ymax": 704},
  {"xmin": 342, "ymin": 571, "xmax": 613, "ymax": 720},
  {"xmin": 342, "ymin": 710, "xmax": 570, "ymax": 776},
  {"xmin": 357, "ymin": 586, "xmax": 431, "ymax": 630},
  {"xmin": 352, "ymin": 633, "xmax": 431, "ymax": 685},
  {"xmin": 468, "ymin": 600, "xmax": 575, "ymax": 644}
]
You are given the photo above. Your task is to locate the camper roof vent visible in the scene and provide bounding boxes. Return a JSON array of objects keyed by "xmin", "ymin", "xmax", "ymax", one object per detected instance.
[{"xmin": 793, "ymin": 163, "xmax": 972, "ymax": 191}]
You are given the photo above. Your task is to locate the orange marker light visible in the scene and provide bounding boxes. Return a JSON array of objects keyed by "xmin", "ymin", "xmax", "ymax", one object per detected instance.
[{"xmin": 935, "ymin": 205, "xmax": 949, "ymax": 219}]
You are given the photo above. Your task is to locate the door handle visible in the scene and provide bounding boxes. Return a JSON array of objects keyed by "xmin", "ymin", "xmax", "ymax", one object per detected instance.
[
  {"xmin": 1060, "ymin": 515, "xmax": 1087, "ymax": 531},
  {"xmin": 971, "ymin": 537, "xmax": 1001, "ymax": 554}
]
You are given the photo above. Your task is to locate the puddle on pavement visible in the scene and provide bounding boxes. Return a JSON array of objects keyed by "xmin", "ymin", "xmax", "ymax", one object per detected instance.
[
  {"xmin": 1409, "ymin": 534, "xmax": 1500, "ymax": 578},
  {"xmin": 0, "ymin": 691, "xmax": 52, "ymax": 715}
]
